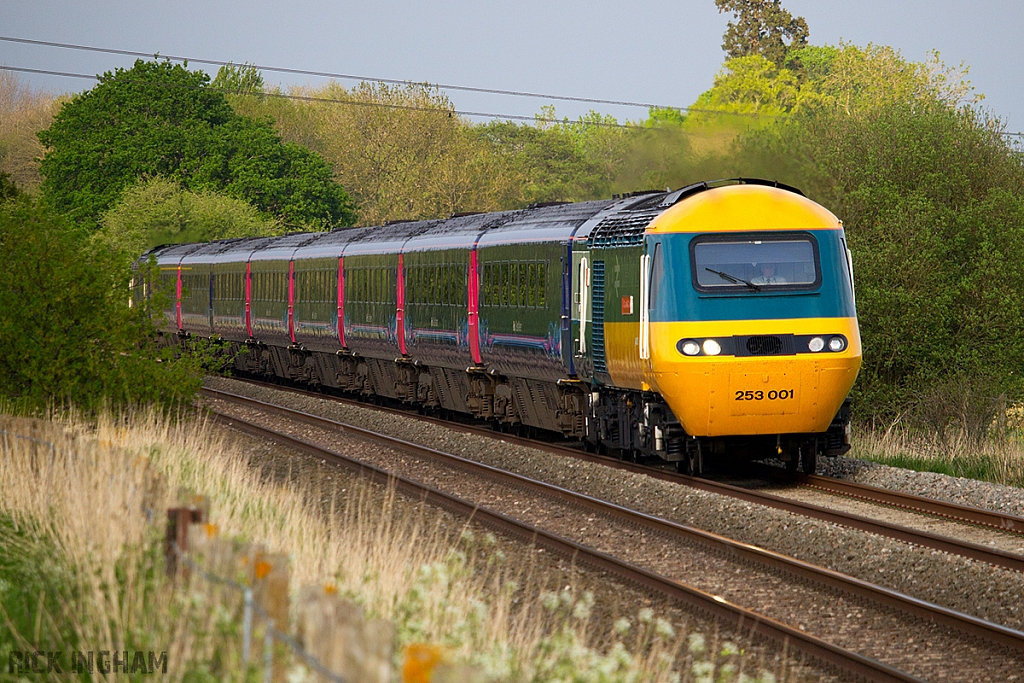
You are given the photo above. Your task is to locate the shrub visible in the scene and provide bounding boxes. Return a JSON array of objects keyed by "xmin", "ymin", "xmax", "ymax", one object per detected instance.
[
  {"xmin": 99, "ymin": 177, "xmax": 287, "ymax": 258},
  {"xmin": 0, "ymin": 197, "xmax": 206, "ymax": 412}
]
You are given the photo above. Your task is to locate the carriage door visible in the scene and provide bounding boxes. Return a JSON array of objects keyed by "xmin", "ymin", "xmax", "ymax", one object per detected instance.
[
  {"xmin": 572, "ymin": 246, "xmax": 592, "ymax": 379},
  {"xmin": 639, "ymin": 240, "xmax": 661, "ymax": 366}
]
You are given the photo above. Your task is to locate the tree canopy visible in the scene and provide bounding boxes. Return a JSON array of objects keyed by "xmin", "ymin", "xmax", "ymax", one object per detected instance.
[
  {"xmin": 211, "ymin": 62, "xmax": 265, "ymax": 95},
  {"xmin": 37, "ymin": 59, "xmax": 356, "ymax": 231},
  {"xmin": 715, "ymin": 0, "xmax": 809, "ymax": 67},
  {"xmin": 98, "ymin": 176, "xmax": 287, "ymax": 257}
]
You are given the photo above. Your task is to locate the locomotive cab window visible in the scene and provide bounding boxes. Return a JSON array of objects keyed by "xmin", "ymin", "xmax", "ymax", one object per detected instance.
[{"xmin": 691, "ymin": 233, "xmax": 820, "ymax": 292}]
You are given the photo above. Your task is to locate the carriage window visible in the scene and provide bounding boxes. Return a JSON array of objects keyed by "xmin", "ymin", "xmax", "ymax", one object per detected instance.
[
  {"xmin": 532, "ymin": 262, "xmax": 540, "ymax": 307},
  {"xmin": 478, "ymin": 260, "xmax": 548, "ymax": 308},
  {"xmin": 537, "ymin": 262, "xmax": 547, "ymax": 307},
  {"xmin": 492, "ymin": 265, "xmax": 501, "ymax": 307},
  {"xmin": 691, "ymin": 233, "xmax": 820, "ymax": 291}
]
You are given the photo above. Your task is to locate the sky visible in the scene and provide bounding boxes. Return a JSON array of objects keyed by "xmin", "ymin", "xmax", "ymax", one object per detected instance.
[{"xmin": 1, "ymin": 0, "xmax": 1022, "ymax": 135}]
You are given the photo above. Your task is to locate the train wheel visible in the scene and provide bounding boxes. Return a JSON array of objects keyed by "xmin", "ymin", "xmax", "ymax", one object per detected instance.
[
  {"xmin": 800, "ymin": 448, "xmax": 817, "ymax": 474},
  {"xmin": 683, "ymin": 444, "xmax": 703, "ymax": 476}
]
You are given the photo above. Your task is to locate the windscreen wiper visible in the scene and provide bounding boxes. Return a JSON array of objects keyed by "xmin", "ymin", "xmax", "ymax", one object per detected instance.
[{"xmin": 705, "ymin": 267, "xmax": 761, "ymax": 292}]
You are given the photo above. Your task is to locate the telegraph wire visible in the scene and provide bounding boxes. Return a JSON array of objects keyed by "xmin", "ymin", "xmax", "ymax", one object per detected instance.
[
  {"xmin": 0, "ymin": 34, "xmax": 684, "ymax": 112},
  {"xmin": 0, "ymin": 65, "xmax": 638, "ymax": 128},
  {"xmin": 2, "ymin": 36, "xmax": 1021, "ymax": 137}
]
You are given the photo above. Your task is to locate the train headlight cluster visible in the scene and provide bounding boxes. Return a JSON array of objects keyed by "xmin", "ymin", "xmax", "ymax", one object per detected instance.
[
  {"xmin": 808, "ymin": 335, "xmax": 847, "ymax": 353},
  {"xmin": 677, "ymin": 334, "xmax": 849, "ymax": 357},
  {"xmin": 677, "ymin": 338, "xmax": 723, "ymax": 356}
]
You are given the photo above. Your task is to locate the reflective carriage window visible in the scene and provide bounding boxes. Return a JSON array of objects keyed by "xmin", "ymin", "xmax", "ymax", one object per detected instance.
[
  {"xmin": 692, "ymin": 234, "xmax": 819, "ymax": 291},
  {"xmin": 537, "ymin": 262, "xmax": 547, "ymax": 308}
]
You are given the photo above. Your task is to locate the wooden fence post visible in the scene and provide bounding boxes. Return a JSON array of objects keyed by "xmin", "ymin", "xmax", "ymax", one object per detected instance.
[
  {"xmin": 164, "ymin": 507, "xmax": 205, "ymax": 577},
  {"xmin": 297, "ymin": 586, "xmax": 394, "ymax": 683}
]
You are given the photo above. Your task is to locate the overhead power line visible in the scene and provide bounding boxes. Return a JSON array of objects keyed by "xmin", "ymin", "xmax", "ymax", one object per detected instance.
[
  {"xmin": 2, "ymin": 36, "xmax": 1021, "ymax": 138},
  {"xmin": 0, "ymin": 34, "xmax": 680, "ymax": 112},
  {"xmin": 0, "ymin": 64, "xmax": 639, "ymax": 128}
]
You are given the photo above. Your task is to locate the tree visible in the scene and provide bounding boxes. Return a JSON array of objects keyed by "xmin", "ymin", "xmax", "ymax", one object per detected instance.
[
  {"xmin": 0, "ymin": 71, "xmax": 60, "ymax": 192},
  {"xmin": 264, "ymin": 81, "xmax": 523, "ymax": 224},
  {"xmin": 99, "ymin": 177, "xmax": 286, "ymax": 257},
  {"xmin": 715, "ymin": 0, "xmax": 809, "ymax": 68},
  {"xmin": 0, "ymin": 196, "xmax": 207, "ymax": 412},
  {"xmin": 211, "ymin": 62, "xmax": 264, "ymax": 95},
  {"xmin": 690, "ymin": 55, "xmax": 800, "ymax": 119},
  {"xmin": 38, "ymin": 59, "xmax": 356, "ymax": 230},
  {"xmin": 0, "ymin": 172, "xmax": 19, "ymax": 203}
]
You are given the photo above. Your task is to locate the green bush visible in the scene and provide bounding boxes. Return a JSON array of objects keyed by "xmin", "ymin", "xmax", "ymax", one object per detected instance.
[
  {"xmin": 99, "ymin": 177, "xmax": 287, "ymax": 258},
  {"xmin": 0, "ymin": 197, "xmax": 207, "ymax": 413}
]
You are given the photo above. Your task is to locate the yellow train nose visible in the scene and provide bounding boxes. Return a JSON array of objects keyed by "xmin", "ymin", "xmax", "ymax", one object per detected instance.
[{"xmin": 646, "ymin": 319, "xmax": 861, "ymax": 437}]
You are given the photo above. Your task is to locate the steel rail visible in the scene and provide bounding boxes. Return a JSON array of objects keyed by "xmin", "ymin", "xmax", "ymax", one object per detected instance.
[
  {"xmin": 800, "ymin": 471, "xmax": 1024, "ymax": 533},
  {"xmin": 204, "ymin": 401, "xmax": 930, "ymax": 683},
  {"xmin": 218, "ymin": 378, "xmax": 1024, "ymax": 572},
  {"xmin": 745, "ymin": 461, "xmax": 1024, "ymax": 534}
]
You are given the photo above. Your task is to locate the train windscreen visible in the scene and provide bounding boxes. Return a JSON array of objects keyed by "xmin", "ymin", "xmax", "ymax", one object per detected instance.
[{"xmin": 691, "ymin": 233, "xmax": 819, "ymax": 291}]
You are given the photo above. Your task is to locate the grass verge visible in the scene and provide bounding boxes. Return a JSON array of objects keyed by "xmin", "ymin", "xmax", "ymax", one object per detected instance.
[{"xmin": 850, "ymin": 425, "xmax": 1024, "ymax": 489}]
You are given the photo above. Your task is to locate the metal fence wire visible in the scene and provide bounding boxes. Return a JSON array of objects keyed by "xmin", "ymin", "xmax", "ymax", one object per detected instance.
[{"xmin": 172, "ymin": 545, "xmax": 348, "ymax": 683}]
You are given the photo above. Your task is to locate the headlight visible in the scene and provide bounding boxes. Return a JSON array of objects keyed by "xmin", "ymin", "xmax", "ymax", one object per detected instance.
[
  {"xmin": 679, "ymin": 340, "xmax": 701, "ymax": 356},
  {"xmin": 829, "ymin": 336, "xmax": 846, "ymax": 352},
  {"xmin": 702, "ymin": 339, "xmax": 722, "ymax": 356},
  {"xmin": 808, "ymin": 336, "xmax": 825, "ymax": 352}
]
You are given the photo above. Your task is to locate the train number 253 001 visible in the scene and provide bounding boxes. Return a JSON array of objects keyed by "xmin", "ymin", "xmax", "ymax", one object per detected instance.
[{"xmin": 734, "ymin": 389, "xmax": 795, "ymax": 401}]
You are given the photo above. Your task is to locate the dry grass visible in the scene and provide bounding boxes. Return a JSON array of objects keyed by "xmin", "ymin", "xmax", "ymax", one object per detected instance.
[
  {"xmin": 850, "ymin": 423, "xmax": 1024, "ymax": 489},
  {"xmin": 0, "ymin": 410, "xmax": 784, "ymax": 682}
]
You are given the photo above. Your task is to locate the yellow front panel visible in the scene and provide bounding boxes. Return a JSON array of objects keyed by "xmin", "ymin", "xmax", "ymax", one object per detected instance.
[
  {"xmin": 604, "ymin": 320, "xmax": 644, "ymax": 390},
  {"xmin": 645, "ymin": 318, "xmax": 861, "ymax": 437}
]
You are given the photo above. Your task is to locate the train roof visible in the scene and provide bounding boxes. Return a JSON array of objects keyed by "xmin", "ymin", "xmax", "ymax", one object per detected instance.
[
  {"xmin": 477, "ymin": 199, "xmax": 617, "ymax": 248},
  {"xmin": 284, "ymin": 201, "xmax": 625, "ymax": 258},
  {"xmin": 146, "ymin": 242, "xmax": 203, "ymax": 264},
  {"xmin": 340, "ymin": 219, "xmax": 446, "ymax": 256},
  {"xmin": 179, "ymin": 239, "xmax": 253, "ymax": 265},
  {"xmin": 247, "ymin": 232, "xmax": 327, "ymax": 262}
]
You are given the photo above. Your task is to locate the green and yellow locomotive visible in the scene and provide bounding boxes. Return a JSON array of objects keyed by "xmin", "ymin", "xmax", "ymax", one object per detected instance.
[{"xmin": 147, "ymin": 178, "xmax": 860, "ymax": 473}]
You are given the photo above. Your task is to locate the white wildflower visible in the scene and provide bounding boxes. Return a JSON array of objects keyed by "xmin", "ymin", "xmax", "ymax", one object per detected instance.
[
  {"xmin": 654, "ymin": 618, "xmax": 675, "ymax": 640},
  {"xmin": 285, "ymin": 664, "xmax": 310, "ymax": 683}
]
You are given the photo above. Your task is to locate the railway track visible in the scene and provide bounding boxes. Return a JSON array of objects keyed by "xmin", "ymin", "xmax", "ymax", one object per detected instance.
[
  {"xmin": 224, "ymin": 377, "xmax": 1024, "ymax": 573},
  {"xmin": 202, "ymin": 385, "xmax": 1024, "ymax": 682}
]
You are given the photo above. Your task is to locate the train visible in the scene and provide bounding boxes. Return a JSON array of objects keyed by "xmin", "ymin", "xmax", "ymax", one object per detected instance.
[{"xmin": 139, "ymin": 178, "xmax": 862, "ymax": 474}]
